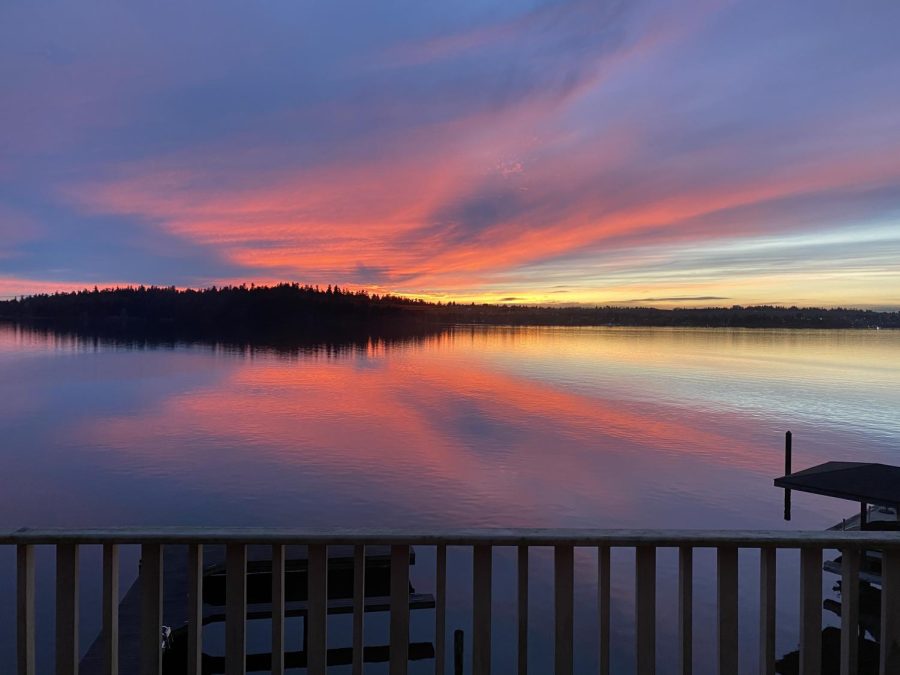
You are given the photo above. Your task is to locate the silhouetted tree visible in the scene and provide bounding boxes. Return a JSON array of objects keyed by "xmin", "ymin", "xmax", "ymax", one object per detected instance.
[{"xmin": 0, "ymin": 285, "xmax": 897, "ymax": 333}]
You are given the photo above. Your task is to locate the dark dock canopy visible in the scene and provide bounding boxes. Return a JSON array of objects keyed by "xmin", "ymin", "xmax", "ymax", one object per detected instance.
[{"xmin": 774, "ymin": 461, "xmax": 900, "ymax": 508}]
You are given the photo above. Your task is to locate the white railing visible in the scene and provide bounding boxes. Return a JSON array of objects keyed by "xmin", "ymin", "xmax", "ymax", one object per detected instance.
[{"xmin": 5, "ymin": 528, "xmax": 900, "ymax": 675}]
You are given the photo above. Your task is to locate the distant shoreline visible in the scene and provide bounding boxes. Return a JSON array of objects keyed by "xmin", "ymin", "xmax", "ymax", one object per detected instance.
[{"xmin": 1, "ymin": 284, "xmax": 898, "ymax": 332}]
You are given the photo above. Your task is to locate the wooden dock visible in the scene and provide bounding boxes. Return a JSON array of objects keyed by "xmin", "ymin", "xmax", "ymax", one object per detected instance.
[{"xmin": 80, "ymin": 544, "xmax": 435, "ymax": 674}]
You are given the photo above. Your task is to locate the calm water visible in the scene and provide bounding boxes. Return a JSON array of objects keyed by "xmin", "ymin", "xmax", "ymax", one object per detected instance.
[{"xmin": 1, "ymin": 324, "xmax": 898, "ymax": 673}]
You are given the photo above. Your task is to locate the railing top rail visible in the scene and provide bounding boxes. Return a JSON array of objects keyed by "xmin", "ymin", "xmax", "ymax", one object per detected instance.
[{"xmin": 4, "ymin": 527, "xmax": 900, "ymax": 547}]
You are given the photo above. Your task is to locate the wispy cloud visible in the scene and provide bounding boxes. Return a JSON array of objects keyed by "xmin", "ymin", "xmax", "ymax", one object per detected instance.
[
  {"xmin": 1, "ymin": 1, "xmax": 899, "ymax": 305},
  {"xmin": 623, "ymin": 296, "xmax": 730, "ymax": 303}
]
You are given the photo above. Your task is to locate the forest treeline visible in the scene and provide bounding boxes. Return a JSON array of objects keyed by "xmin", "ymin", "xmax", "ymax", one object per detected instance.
[{"xmin": 1, "ymin": 284, "xmax": 898, "ymax": 332}]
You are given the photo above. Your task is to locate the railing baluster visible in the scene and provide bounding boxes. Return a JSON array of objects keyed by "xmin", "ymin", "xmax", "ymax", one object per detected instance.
[
  {"xmin": 271, "ymin": 545, "xmax": 285, "ymax": 675},
  {"xmin": 17, "ymin": 544, "xmax": 35, "ymax": 675},
  {"xmin": 636, "ymin": 546, "xmax": 656, "ymax": 675},
  {"xmin": 716, "ymin": 546, "xmax": 738, "ymax": 675},
  {"xmin": 799, "ymin": 547, "xmax": 822, "ymax": 675},
  {"xmin": 57, "ymin": 543, "xmax": 79, "ymax": 675},
  {"xmin": 517, "ymin": 545, "xmax": 528, "ymax": 675},
  {"xmin": 103, "ymin": 544, "xmax": 119, "ymax": 675},
  {"xmin": 880, "ymin": 548, "xmax": 900, "ymax": 675},
  {"xmin": 140, "ymin": 543, "xmax": 162, "ymax": 675},
  {"xmin": 436, "ymin": 544, "xmax": 447, "ymax": 675},
  {"xmin": 472, "ymin": 544, "xmax": 492, "ymax": 675},
  {"xmin": 8, "ymin": 528, "xmax": 900, "ymax": 675},
  {"xmin": 391, "ymin": 545, "xmax": 411, "ymax": 675},
  {"xmin": 188, "ymin": 544, "xmax": 203, "ymax": 675},
  {"xmin": 679, "ymin": 546, "xmax": 692, "ymax": 675},
  {"xmin": 840, "ymin": 547, "xmax": 859, "ymax": 675},
  {"xmin": 307, "ymin": 544, "xmax": 328, "ymax": 675},
  {"xmin": 598, "ymin": 546, "xmax": 610, "ymax": 675},
  {"xmin": 555, "ymin": 545, "xmax": 574, "ymax": 675},
  {"xmin": 352, "ymin": 544, "xmax": 364, "ymax": 675},
  {"xmin": 225, "ymin": 544, "xmax": 247, "ymax": 675},
  {"xmin": 759, "ymin": 547, "xmax": 776, "ymax": 675}
]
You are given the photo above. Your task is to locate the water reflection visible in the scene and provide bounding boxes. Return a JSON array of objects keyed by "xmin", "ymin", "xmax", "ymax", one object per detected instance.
[
  {"xmin": 0, "ymin": 323, "xmax": 898, "ymax": 673},
  {"xmin": 2, "ymin": 324, "xmax": 897, "ymax": 531}
]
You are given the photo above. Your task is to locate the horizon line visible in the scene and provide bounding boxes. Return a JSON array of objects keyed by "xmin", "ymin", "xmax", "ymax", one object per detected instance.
[{"xmin": 2, "ymin": 283, "xmax": 898, "ymax": 314}]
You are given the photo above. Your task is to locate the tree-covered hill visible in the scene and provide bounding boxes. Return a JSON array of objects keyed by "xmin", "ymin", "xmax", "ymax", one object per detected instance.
[{"xmin": 1, "ymin": 284, "xmax": 897, "ymax": 332}]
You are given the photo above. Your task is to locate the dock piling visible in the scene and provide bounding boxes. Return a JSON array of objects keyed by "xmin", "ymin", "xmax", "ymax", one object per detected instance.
[{"xmin": 784, "ymin": 431, "xmax": 792, "ymax": 521}]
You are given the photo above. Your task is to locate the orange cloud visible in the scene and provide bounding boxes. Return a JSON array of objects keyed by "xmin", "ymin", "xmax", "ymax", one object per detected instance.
[
  {"xmin": 46, "ymin": 0, "xmax": 900, "ymax": 308},
  {"xmin": 0, "ymin": 276, "xmax": 129, "ymax": 298},
  {"xmin": 59, "ymin": 115, "xmax": 900, "ymax": 306}
]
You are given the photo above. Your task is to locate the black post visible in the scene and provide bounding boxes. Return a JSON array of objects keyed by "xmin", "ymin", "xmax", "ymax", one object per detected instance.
[
  {"xmin": 784, "ymin": 431, "xmax": 792, "ymax": 521},
  {"xmin": 454, "ymin": 629, "xmax": 464, "ymax": 675},
  {"xmin": 784, "ymin": 431, "xmax": 792, "ymax": 476},
  {"xmin": 860, "ymin": 502, "xmax": 868, "ymax": 530}
]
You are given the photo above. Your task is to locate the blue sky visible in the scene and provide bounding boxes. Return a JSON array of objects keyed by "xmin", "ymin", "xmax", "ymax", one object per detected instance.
[{"xmin": 1, "ymin": 1, "xmax": 899, "ymax": 307}]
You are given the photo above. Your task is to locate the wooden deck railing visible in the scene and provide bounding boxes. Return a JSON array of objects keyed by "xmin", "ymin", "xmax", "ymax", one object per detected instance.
[{"xmin": 5, "ymin": 528, "xmax": 900, "ymax": 675}]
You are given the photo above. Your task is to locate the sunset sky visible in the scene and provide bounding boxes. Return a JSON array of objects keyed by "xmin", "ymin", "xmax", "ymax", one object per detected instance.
[{"xmin": 2, "ymin": 1, "xmax": 899, "ymax": 307}]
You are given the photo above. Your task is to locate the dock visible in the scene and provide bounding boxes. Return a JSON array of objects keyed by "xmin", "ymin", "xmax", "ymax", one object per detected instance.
[
  {"xmin": 772, "ymin": 454, "xmax": 900, "ymax": 673},
  {"xmin": 80, "ymin": 544, "xmax": 435, "ymax": 674}
]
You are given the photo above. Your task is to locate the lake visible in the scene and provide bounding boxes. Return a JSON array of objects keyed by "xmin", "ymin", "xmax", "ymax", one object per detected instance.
[{"xmin": 1, "ymin": 324, "xmax": 898, "ymax": 673}]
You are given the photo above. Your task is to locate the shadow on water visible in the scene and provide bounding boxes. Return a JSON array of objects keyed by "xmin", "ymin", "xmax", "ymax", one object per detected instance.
[{"xmin": 0, "ymin": 318, "xmax": 455, "ymax": 358}]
